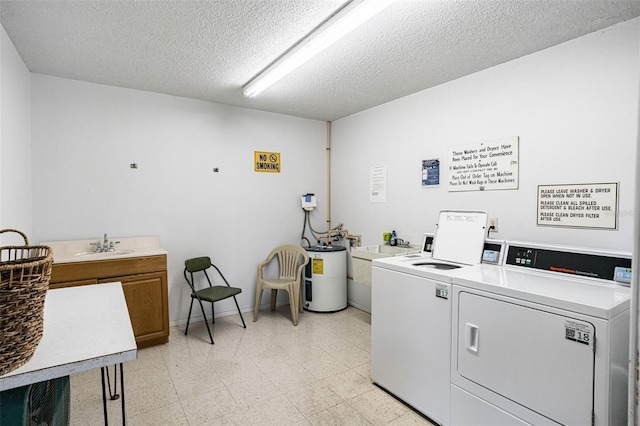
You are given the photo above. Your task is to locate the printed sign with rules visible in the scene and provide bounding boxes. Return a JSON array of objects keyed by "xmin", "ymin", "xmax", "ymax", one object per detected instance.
[
  {"xmin": 537, "ymin": 182, "xmax": 619, "ymax": 229},
  {"xmin": 254, "ymin": 151, "xmax": 281, "ymax": 173},
  {"xmin": 448, "ymin": 136, "xmax": 519, "ymax": 192}
]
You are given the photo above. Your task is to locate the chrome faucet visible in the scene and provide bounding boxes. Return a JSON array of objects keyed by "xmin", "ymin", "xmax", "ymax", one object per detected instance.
[
  {"xmin": 91, "ymin": 233, "xmax": 119, "ymax": 252},
  {"xmin": 91, "ymin": 234, "xmax": 107, "ymax": 253},
  {"xmin": 395, "ymin": 238, "xmax": 411, "ymax": 248},
  {"xmin": 104, "ymin": 234, "xmax": 120, "ymax": 252}
]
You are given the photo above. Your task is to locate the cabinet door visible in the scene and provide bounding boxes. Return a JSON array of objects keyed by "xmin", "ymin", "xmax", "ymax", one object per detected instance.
[{"xmin": 99, "ymin": 272, "xmax": 169, "ymax": 348}]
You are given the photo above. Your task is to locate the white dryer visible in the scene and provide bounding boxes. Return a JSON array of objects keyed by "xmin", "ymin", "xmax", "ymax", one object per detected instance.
[
  {"xmin": 450, "ymin": 242, "xmax": 632, "ymax": 426},
  {"xmin": 372, "ymin": 210, "xmax": 496, "ymax": 425}
]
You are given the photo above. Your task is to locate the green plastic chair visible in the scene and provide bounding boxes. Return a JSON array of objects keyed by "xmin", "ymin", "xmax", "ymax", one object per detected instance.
[{"xmin": 183, "ymin": 256, "xmax": 246, "ymax": 344}]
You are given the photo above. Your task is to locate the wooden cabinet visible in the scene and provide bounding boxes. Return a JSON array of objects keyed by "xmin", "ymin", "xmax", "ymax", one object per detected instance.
[{"xmin": 50, "ymin": 255, "xmax": 169, "ymax": 348}]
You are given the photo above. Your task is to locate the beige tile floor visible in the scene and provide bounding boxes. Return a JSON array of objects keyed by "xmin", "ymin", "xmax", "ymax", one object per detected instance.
[{"xmin": 70, "ymin": 305, "xmax": 436, "ymax": 425}]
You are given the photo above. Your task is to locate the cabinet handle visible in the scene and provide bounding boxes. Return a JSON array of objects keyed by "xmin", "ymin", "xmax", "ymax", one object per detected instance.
[{"xmin": 465, "ymin": 323, "xmax": 479, "ymax": 353}]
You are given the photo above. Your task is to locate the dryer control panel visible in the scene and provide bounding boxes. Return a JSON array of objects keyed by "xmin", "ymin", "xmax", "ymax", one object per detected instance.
[
  {"xmin": 505, "ymin": 243, "xmax": 632, "ymax": 284},
  {"xmin": 481, "ymin": 240, "xmax": 505, "ymax": 264}
]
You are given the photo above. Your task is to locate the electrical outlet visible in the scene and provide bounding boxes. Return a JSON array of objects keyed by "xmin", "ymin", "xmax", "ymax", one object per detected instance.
[{"xmin": 489, "ymin": 217, "xmax": 498, "ymax": 232}]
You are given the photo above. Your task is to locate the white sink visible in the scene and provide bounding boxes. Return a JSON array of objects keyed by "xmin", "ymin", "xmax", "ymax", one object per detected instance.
[
  {"xmin": 353, "ymin": 244, "xmax": 419, "ymax": 260},
  {"xmin": 351, "ymin": 244, "xmax": 420, "ymax": 285},
  {"xmin": 43, "ymin": 236, "xmax": 167, "ymax": 264},
  {"xmin": 75, "ymin": 250, "xmax": 134, "ymax": 258}
]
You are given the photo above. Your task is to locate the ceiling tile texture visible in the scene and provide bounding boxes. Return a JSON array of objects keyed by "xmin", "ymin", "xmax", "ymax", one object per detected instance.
[{"xmin": 2, "ymin": 0, "xmax": 639, "ymax": 121}]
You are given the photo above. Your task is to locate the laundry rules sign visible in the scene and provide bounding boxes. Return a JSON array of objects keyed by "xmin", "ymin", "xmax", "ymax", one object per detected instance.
[
  {"xmin": 537, "ymin": 183, "xmax": 619, "ymax": 229},
  {"xmin": 448, "ymin": 137, "xmax": 519, "ymax": 192}
]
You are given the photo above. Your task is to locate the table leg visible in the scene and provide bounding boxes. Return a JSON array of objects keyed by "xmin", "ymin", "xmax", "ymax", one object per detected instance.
[
  {"xmin": 120, "ymin": 363, "xmax": 126, "ymax": 425},
  {"xmin": 100, "ymin": 367, "xmax": 108, "ymax": 425},
  {"xmin": 100, "ymin": 364, "xmax": 127, "ymax": 425}
]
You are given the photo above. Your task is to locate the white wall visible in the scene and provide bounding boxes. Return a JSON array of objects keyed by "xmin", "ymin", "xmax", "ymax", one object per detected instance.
[
  {"xmin": 6, "ymin": 17, "xmax": 640, "ymax": 325},
  {"xmin": 30, "ymin": 75, "xmax": 328, "ymax": 324},
  {"xmin": 332, "ymin": 18, "xmax": 640, "ymax": 253},
  {"xmin": 0, "ymin": 25, "xmax": 32, "ymax": 241}
]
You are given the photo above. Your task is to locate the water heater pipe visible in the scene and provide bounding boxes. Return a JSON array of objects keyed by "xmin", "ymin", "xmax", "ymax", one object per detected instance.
[
  {"xmin": 317, "ymin": 121, "xmax": 360, "ymax": 247},
  {"xmin": 327, "ymin": 121, "xmax": 332, "ymax": 234},
  {"xmin": 628, "ymin": 94, "xmax": 640, "ymax": 425}
]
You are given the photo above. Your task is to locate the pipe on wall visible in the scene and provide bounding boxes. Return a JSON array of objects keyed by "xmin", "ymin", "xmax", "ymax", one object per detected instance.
[
  {"xmin": 317, "ymin": 121, "xmax": 360, "ymax": 248},
  {"xmin": 327, "ymin": 121, "xmax": 332, "ymax": 235},
  {"xmin": 629, "ymin": 76, "xmax": 640, "ymax": 426}
]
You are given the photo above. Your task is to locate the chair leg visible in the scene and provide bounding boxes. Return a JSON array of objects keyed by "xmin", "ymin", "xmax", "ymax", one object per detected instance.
[
  {"xmin": 288, "ymin": 285, "xmax": 298, "ymax": 326},
  {"xmin": 211, "ymin": 301, "xmax": 215, "ymax": 324},
  {"xmin": 253, "ymin": 288, "xmax": 263, "ymax": 322},
  {"xmin": 270, "ymin": 289, "xmax": 277, "ymax": 311},
  {"xmin": 293, "ymin": 283, "xmax": 300, "ymax": 325},
  {"xmin": 195, "ymin": 297, "xmax": 214, "ymax": 345},
  {"xmin": 299, "ymin": 281, "xmax": 304, "ymax": 313},
  {"xmin": 232, "ymin": 296, "xmax": 246, "ymax": 328},
  {"xmin": 185, "ymin": 298, "xmax": 195, "ymax": 335}
]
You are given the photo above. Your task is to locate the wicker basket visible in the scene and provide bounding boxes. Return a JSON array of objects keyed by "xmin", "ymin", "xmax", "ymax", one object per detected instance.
[{"xmin": 0, "ymin": 229, "xmax": 53, "ymax": 376}]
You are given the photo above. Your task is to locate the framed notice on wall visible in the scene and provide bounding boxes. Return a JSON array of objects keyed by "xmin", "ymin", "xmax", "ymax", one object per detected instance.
[
  {"xmin": 537, "ymin": 182, "xmax": 619, "ymax": 229},
  {"xmin": 448, "ymin": 136, "xmax": 519, "ymax": 192},
  {"xmin": 422, "ymin": 159, "xmax": 440, "ymax": 187}
]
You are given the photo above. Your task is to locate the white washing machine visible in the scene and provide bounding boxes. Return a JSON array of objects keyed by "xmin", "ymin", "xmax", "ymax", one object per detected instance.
[
  {"xmin": 372, "ymin": 210, "xmax": 496, "ymax": 425},
  {"xmin": 450, "ymin": 241, "xmax": 632, "ymax": 426}
]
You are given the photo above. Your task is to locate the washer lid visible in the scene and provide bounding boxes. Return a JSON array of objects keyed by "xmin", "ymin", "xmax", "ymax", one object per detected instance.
[{"xmin": 432, "ymin": 210, "xmax": 488, "ymax": 265}]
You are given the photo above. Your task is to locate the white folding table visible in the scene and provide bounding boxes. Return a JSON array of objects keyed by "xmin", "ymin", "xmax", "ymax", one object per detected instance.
[{"xmin": 0, "ymin": 282, "xmax": 137, "ymax": 424}]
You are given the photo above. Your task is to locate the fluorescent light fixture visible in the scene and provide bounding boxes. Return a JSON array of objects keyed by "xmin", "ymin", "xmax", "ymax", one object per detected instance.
[{"xmin": 243, "ymin": 0, "xmax": 394, "ymax": 98}]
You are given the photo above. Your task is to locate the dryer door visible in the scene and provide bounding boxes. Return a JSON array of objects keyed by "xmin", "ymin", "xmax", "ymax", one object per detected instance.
[{"xmin": 456, "ymin": 291, "xmax": 595, "ymax": 425}]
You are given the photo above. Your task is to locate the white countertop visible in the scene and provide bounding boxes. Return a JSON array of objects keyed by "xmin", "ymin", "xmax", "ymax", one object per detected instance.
[
  {"xmin": 0, "ymin": 282, "xmax": 137, "ymax": 391},
  {"xmin": 42, "ymin": 236, "xmax": 167, "ymax": 264}
]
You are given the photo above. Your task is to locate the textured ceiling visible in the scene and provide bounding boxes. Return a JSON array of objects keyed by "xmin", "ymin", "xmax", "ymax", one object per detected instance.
[{"xmin": 2, "ymin": 1, "xmax": 640, "ymax": 121}]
